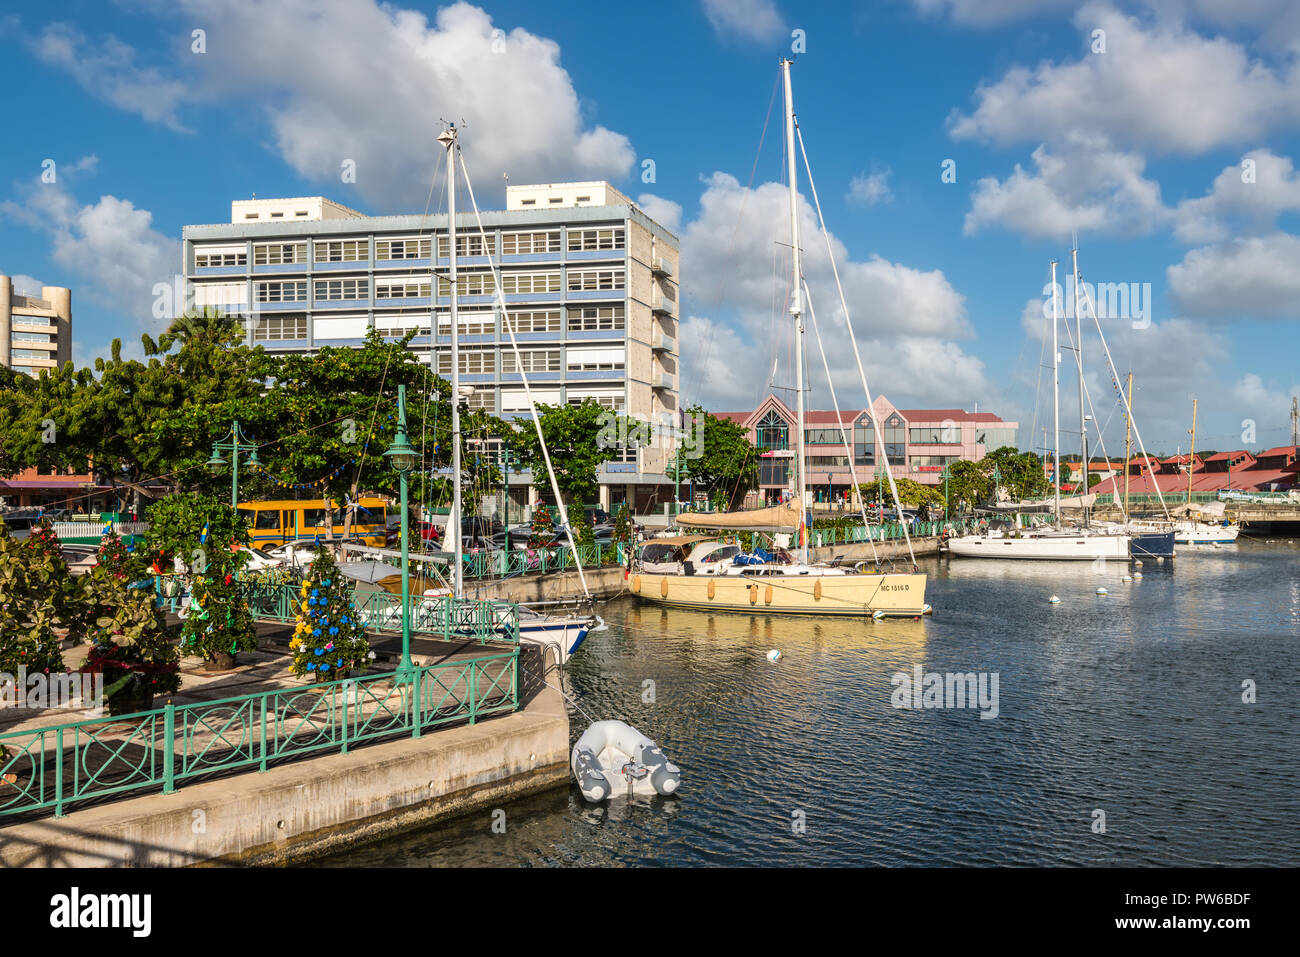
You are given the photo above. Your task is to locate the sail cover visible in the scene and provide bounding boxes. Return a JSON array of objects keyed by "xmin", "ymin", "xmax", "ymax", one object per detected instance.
[{"xmin": 676, "ymin": 503, "xmax": 802, "ymax": 531}]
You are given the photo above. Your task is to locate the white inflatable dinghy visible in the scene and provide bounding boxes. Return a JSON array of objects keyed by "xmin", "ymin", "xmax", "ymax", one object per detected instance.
[{"xmin": 571, "ymin": 720, "xmax": 680, "ymax": 802}]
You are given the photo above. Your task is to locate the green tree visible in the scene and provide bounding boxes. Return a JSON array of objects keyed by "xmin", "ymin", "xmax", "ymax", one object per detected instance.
[
  {"xmin": 679, "ymin": 406, "xmax": 759, "ymax": 509},
  {"xmin": 981, "ymin": 446, "xmax": 1051, "ymax": 501},
  {"xmin": 515, "ymin": 400, "xmax": 628, "ymax": 506},
  {"xmin": 855, "ymin": 477, "xmax": 943, "ymax": 508},
  {"xmin": 945, "ymin": 460, "xmax": 993, "ymax": 513}
]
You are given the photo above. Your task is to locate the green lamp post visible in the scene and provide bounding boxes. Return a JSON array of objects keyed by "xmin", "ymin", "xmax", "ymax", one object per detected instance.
[
  {"xmin": 206, "ymin": 420, "xmax": 262, "ymax": 509},
  {"xmin": 383, "ymin": 386, "xmax": 418, "ymax": 681}
]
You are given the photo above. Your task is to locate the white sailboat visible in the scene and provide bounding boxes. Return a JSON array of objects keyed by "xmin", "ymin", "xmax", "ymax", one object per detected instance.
[
  {"xmin": 631, "ymin": 58, "xmax": 929, "ymax": 617},
  {"xmin": 434, "ymin": 125, "xmax": 594, "ymax": 667},
  {"xmin": 948, "ymin": 252, "xmax": 1132, "ymax": 561}
]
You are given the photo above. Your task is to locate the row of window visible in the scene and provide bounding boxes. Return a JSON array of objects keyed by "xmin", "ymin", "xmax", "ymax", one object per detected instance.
[
  {"xmin": 10, "ymin": 331, "xmax": 54, "ymax": 344},
  {"xmin": 434, "ymin": 349, "xmax": 626, "ymax": 376},
  {"xmin": 255, "ymin": 305, "xmax": 628, "ymax": 339},
  {"xmin": 198, "ymin": 228, "xmax": 627, "ymax": 269}
]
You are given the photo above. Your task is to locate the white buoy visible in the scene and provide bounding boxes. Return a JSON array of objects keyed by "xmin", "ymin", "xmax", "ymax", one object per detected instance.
[
  {"xmin": 1096, "ymin": 587, "xmax": 1108, "ymax": 595},
  {"xmin": 766, "ymin": 649, "xmax": 781, "ymax": 662},
  {"xmin": 1134, "ymin": 571, "xmax": 1143, "ymax": 578},
  {"xmin": 1134, "ymin": 560, "xmax": 1144, "ymax": 568},
  {"xmin": 1048, "ymin": 595, "xmax": 1061, "ymax": 604},
  {"xmin": 1122, "ymin": 575, "xmax": 1133, "ymax": 582},
  {"xmin": 872, "ymin": 609, "xmax": 886, "ymax": 620}
]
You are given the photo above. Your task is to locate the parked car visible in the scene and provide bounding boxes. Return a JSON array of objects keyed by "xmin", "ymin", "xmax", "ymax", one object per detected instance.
[
  {"xmin": 60, "ymin": 543, "xmax": 99, "ymax": 576},
  {"xmin": 239, "ymin": 547, "xmax": 285, "ymax": 571},
  {"xmin": 266, "ymin": 539, "xmax": 322, "ymax": 568}
]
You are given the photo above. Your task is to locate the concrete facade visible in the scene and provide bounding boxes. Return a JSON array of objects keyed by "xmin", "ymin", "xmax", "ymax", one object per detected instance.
[{"xmin": 1, "ymin": 275, "xmax": 72, "ymax": 376}]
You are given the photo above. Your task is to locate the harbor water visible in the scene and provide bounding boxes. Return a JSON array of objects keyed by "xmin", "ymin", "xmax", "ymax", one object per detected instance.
[{"xmin": 322, "ymin": 540, "xmax": 1299, "ymax": 866}]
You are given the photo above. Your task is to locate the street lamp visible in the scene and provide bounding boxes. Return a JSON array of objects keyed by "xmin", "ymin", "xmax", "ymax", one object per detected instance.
[
  {"xmin": 382, "ymin": 385, "xmax": 418, "ymax": 682},
  {"xmin": 206, "ymin": 420, "xmax": 262, "ymax": 509}
]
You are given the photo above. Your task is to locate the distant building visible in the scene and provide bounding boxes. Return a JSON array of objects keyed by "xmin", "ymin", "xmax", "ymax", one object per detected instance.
[
  {"xmin": 182, "ymin": 184, "xmax": 682, "ymax": 512},
  {"xmin": 717, "ymin": 393, "xmax": 1018, "ymax": 505},
  {"xmin": 0, "ymin": 275, "xmax": 72, "ymax": 376},
  {"xmin": 1092, "ymin": 445, "xmax": 1300, "ymax": 497}
]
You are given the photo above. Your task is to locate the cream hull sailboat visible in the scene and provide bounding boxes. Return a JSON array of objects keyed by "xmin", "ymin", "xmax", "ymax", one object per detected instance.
[{"xmin": 630, "ymin": 568, "xmax": 929, "ymax": 617}]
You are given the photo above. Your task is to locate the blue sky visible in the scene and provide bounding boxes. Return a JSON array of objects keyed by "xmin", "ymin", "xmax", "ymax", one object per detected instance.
[{"xmin": 2, "ymin": 0, "xmax": 1298, "ymax": 454}]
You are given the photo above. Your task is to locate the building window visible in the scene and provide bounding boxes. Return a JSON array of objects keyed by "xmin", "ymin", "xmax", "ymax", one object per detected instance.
[
  {"xmin": 854, "ymin": 416, "xmax": 875, "ymax": 465},
  {"xmin": 910, "ymin": 455, "xmax": 958, "ymax": 468},
  {"xmin": 759, "ymin": 460, "xmax": 789, "ymax": 485},
  {"xmin": 195, "ymin": 247, "xmax": 247, "ymax": 268},
  {"xmin": 565, "ymin": 347, "xmax": 624, "ymax": 373},
  {"xmin": 567, "ymin": 268, "xmax": 625, "ymax": 292},
  {"xmin": 568, "ymin": 392, "xmax": 625, "ymax": 411},
  {"xmin": 254, "ymin": 280, "xmax": 308, "ymax": 303},
  {"xmin": 248, "ymin": 315, "xmax": 307, "ymax": 340},
  {"xmin": 465, "ymin": 390, "xmax": 495, "ymax": 412},
  {"xmin": 805, "ymin": 427, "xmax": 850, "ymax": 446},
  {"xmin": 883, "ymin": 415, "xmax": 906, "ymax": 459},
  {"xmin": 314, "ymin": 240, "xmax": 368, "ymax": 263},
  {"xmin": 253, "ymin": 242, "xmax": 307, "ymax": 266},
  {"xmin": 375, "ymin": 322, "xmax": 430, "ymax": 337},
  {"xmin": 501, "ymin": 230, "xmax": 561, "ymax": 255},
  {"xmin": 502, "ymin": 350, "xmax": 561, "ymax": 374},
  {"xmin": 909, "ymin": 425, "xmax": 962, "ymax": 444},
  {"xmin": 437, "ymin": 234, "xmax": 495, "ymax": 258},
  {"xmin": 314, "ymin": 278, "xmax": 368, "ymax": 301},
  {"xmin": 566, "ymin": 304, "xmax": 624, "ymax": 331},
  {"xmin": 504, "ymin": 310, "xmax": 561, "ymax": 334},
  {"xmin": 436, "ymin": 350, "xmax": 495, "ymax": 375},
  {"xmin": 10, "ymin": 332, "xmax": 54, "ymax": 343},
  {"xmin": 568, "ymin": 227, "xmax": 625, "ymax": 252},
  {"xmin": 436, "ymin": 312, "xmax": 496, "ymax": 336},
  {"xmin": 376, "ymin": 237, "xmax": 431, "ymax": 260},
  {"xmin": 977, "ymin": 427, "xmax": 1017, "ymax": 449},
  {"xmin": 437, "ymin": 273, "xmax": 496, "ymax": 297},
  {"xmin": 756, "ymin": 411, "xmax": 789, "ymax": 451},
  {"xmin": 375, "ymin": 278, "xmax": 432, "ymax": 299},
  {"xmin": 499, "ymin": 271, "xmax": 561, "ymax": 295},
  {"xmin": 806, "ymin": 456, "xmax": 849, "ymax": 468}
]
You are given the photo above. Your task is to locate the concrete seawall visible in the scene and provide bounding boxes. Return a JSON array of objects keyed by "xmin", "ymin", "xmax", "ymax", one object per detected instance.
[
  {"xmin": 812, "ymin": 536, "xmax": 942, "ymax": 563},
  {"xmin": 0, "ymin": 683, "xmax": 569, "ymax": 867},
  {"xmin": 463, "ymin": 565, "xmax": 628, "ymax": 603}
]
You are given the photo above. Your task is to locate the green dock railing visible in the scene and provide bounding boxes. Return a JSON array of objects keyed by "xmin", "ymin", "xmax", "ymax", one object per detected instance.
[{"xmin": 0, "ymin": 649, "xmax": 518, "ymax": 820}]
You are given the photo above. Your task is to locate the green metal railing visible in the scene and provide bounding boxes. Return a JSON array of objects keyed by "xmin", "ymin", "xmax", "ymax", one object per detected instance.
[
  {"xmin": 457, "ymin": 542, "xmax": 624, "ymax": 579},
  {"xmin": 0, "ymin": 650, "xmax": 518, "ymax": 820},
  {"xmin": 807, "ymin": 518, "xmax": 982, "ymax": 547}
]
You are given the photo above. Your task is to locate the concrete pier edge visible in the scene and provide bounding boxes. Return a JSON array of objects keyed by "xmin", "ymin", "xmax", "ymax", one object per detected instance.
[{"xmin": 0, "ymin": 683, "xmax": 570, "ymax": 868}]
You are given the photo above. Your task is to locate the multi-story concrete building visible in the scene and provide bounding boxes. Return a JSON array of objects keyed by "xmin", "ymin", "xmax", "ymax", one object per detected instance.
[
  {"xmin": 0, "ymin": 275, "xmax": 72, "ymax": 376},
  {"xmin": 182, "ymin": 184, "xmax": 681, "ymax": 512},
  {"xmin": 719, "ymin": 393, "xmax": 1019, "ymax": 505}
]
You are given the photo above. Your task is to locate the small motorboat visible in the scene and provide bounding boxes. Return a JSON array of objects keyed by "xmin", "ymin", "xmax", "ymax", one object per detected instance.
[{"xmin": 571, "ymin": 720, "xmax": 680, "ymax": 802}]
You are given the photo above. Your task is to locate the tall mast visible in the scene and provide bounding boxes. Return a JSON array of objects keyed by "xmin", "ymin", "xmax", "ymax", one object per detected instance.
[
  {"xmin": 1071, "ymin": 245, "xmax": 1088, "ymax": 527},
  {"xmin": 1188, "ymin": 397, "xmax": 1197, "ymax": 506},
  {"xmin": 782, "ymin": 58, "xmax": 809, "ymax": 563},
  {"xmin": 1123, "ymin": 372, "xmax": 1133, "ymax": 519},
  {"xmin": 438, "ymin": 123, "xmax": 464, "ymax": 598},
  {"xmin": 1050, "ymin": 260, "xmax": 1061, "ymax": 523}
]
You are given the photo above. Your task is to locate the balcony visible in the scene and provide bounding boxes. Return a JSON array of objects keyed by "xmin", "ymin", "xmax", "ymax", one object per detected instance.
[
  {"xmin": 652, "ymin": 331, "xmax": 675, "ymax": 353},
  {"xmin": 651, "ymin": 289, "xmax": 675, "ymax": 316},
  {"xmin": 652, "ymin": 372, "xmax": 675, "ymax": 391},
  {"xmin": 651, "ymin": 257, "xmax": 674, "ymax": 278}
]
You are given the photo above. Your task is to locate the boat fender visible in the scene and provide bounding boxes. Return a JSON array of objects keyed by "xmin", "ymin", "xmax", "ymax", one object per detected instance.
[
  {"xmin": 749, "ymin": 584, "xmax": 758, "ymax": 605},
  {"xmin": 632, "ymin": 575, "xmax": 642, "ymax": 594},
  {"xmin": 814, "ymin": 579, "xmax": 822, "ymax": 600},
  {"xmin": 707, "ymin": 579, "xmax": 716, "ymax": 599},
  {"xmin": 764, "ymin": 584, "xmax": 774, "ymax": 605},
  {"xmin": 660, "ymin": 578, "xmax": 669, "ymax": 598}
]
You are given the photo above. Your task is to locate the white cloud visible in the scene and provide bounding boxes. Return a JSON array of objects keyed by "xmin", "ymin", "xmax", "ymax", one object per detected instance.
[
  {"xmin": 949, "ymin": 3, "xmax": 1300, "ymax": 154},
  {"xmin": 847, "ymin": 169, "xmax": 893, "ymax": 207},
  {"xmin": 1172, "ymin": 149, "xmax": 1300, "ymax": 243},
  {"xmin": 27, "ymin": 23, "xmax": 190, "ymax": 132},
  {"xmin": 676, "ymin": 172, "xmax": 994, "ymax": 411},
  {"xmin": 964, "ymin": 133, "xmax": 1168, "ymax": 238},
  {"xmin": 1167, "ymin": 233, "xmax": 1300, "ymax": 318},
  {"xmin": 8, "ymin": 274, "xmax": 45, "ymax": 297},
  {"xmin": 25, "ymin": 1, "xmax": 637, "ymax": 211},
  {"xmin": 1231, "ymin": 373, "xmax": 1300, "ymax": 422},
  {"xmin": 701, "ymin": 0, "xmax": 786, "ymax": 44},
  {"xmin": 636, "ymin": 193, "xmax": 683, "ymax": 233},
  {"xmin": 2, "ymin": 179, "xmax": 178, "ymax": 328},
  {"xmin": 909, "ymin": 0, "xmax": 1077, "ymax": 26}
]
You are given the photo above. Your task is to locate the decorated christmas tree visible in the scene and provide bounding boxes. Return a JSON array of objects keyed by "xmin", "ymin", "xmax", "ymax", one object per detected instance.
[
  {"xmin": 288, "ymin": 548, "xmax": 373, "ymax": 681},
  {"xmin": 181, "ymin": 568, "xmax": 258, "ymax": 666},
  {"xmin": 80, "ymin": 559, "xmax": 181, "ymax": 713},
  {"xmin": 0, "ymin": 520, "xmax": 66, "ymax": 677},
  {"xmin": 613, "ymin": 503, "xmax": 633, "ymax": 546},
  {"xmin": 96, "ymin": 525, "xmax": 149, "ymax": 583},
  {"xmin": 528, "ymin": 503, "xmax": 555, "ymax": 548}
]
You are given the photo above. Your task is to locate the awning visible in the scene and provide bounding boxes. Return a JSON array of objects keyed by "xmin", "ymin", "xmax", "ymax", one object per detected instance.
[
  {"xmin": 645, "ymin": 534, "xmax": 717, "ymax": 547},
  {"xmin": 677, "ymin": 503, "xmax": 802, "ymax": 531}
]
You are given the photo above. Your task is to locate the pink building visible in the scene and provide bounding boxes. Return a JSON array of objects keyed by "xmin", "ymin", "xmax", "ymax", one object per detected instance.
[{"xmin": 717, "ymin": 394, "xmax": 1018, "ymax": 505}]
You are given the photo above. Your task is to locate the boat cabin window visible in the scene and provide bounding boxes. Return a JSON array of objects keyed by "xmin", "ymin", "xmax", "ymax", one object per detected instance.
[{"xmin": 699, "ymin": 545, "xmax": 740, "ymax": 563}]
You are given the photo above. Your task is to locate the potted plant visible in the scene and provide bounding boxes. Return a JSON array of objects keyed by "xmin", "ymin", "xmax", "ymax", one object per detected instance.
[{"xmin": 288, "ymin": 549, "xmax": 373, "ymax": 683}]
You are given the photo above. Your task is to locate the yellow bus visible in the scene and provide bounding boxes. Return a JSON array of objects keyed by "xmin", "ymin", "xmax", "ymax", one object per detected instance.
[{"xmin": 236, "ymin": 498, "xmax": 389, "ymax": 548}]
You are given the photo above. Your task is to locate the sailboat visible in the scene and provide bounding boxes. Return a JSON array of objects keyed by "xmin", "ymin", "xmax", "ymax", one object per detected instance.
[
  {"xmin": 434, "ymin": 124, "xmax": 595, "ymax": 667},
  {"xmin": 630, "ymin": 59, "xmax": 929, "ymax": 618},
  {"xmin": 947, "ymin": 253, "xmax": 1134, "ymax": 560}
]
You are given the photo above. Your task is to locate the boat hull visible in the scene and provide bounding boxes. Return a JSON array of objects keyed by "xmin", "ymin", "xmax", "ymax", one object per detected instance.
[
  {"xmin": 518, "ymin": 618, "xmax": 591, "ymax": 667},
  {"xmin": 947, "ymin": 534, "xmax": 1130, "ymax": 561},
  {"xmin": 629, "ymin": 571, "xmax": 928, "ymax": 617},
  {"xmin": 1174, "ymin": 525, "xmax": 1239, "ymax": 545}
]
